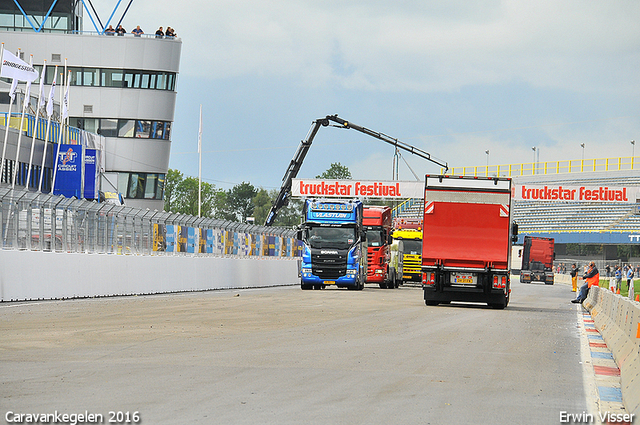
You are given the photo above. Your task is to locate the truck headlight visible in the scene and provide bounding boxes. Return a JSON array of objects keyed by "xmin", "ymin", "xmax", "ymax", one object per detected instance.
[{"xmin": 347, "ymin": 269, "xmax": 357, "ymax": 275}]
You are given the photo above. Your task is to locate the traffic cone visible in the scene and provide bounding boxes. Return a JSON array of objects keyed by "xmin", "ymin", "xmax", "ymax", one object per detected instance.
[
  {"xmin": 616, "ymin": 288, "xmax": 620, "ymax": 294},
  {"xmin": 636, "ymin": 295, "xmax": 639, "ymax": 302}
]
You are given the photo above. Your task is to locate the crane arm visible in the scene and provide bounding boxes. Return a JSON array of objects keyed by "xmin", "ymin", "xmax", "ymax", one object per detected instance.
[{"xmin": 264, "ymin": 115, "xmax": 447, "ymax": 226}]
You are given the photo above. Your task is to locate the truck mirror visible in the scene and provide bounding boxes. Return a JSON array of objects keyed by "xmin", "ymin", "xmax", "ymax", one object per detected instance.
[
  {"xmin": 296, "ymin": 229, "xmax": 303, "ymax": 240},
  {"xmin": 512, "ymin": 222, "xmax": 519, "ymax": 236},
  {"xmin": 361, "ymin": 231, "xmax": 367, "ymax": 242},
  {"xmin": 387, "ymin": 234, "xmax": 393, "ymax": 245}
]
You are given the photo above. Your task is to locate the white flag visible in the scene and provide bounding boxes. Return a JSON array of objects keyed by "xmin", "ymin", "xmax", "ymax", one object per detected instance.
[
  {"xmin": 61, "ymin": 78, "xmax": 69, "ymax": 119},
  {"xmin": 1, "ymin": 50, "xmax": 38, "ymax": 82},
  {"xmin": 38, "ymin": 63, "xmax": 46, "ymax": 107},
  {"xmin": 46, "ymin": 70, "xmax": 56, "ymax": 118},
  {"xmin": 23, "ymin": 79, "xmax": 31, "ymax": 109},
  {"xmin": 8, "ymin": 78, "xmax": 18, "ymax": 101}
]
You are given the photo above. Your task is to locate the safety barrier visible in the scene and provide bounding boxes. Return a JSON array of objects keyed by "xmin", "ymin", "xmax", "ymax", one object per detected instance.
[
  {"xmin": 583, "ymin": 286, "xmax": 640, "ymax": 415},
  {"xmin": 0, "ymin": 250, "xmax": 299, "ymax": 301},
  {"xmin": 444, "ymin": 156, "xmax": 640, "ymax": 177},
  {"xmin": 0, "ymin": 187, "xmax": 302, "ymax": 301}
]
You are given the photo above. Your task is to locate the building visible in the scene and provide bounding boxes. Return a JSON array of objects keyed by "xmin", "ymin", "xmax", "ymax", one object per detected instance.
[{"xmin": 0, "ymin": 0, "xmax": 181, "ymax": 209}]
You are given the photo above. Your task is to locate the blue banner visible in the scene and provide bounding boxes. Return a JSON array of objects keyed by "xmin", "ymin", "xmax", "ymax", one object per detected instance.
[
  {"xmin": 206, "ymin": 229, "xmax": 213, "ymax": 253},
  {"xmin": 187, "ymin": 227, "xmax": 196, "ymax": 253},
  {"xmin": 53, "ymin": 144, "xmax": 83, "ymax": 198},
  {"xmin": 84, "ymin": 149, "xmax": 100, "ymax": 200},
  {"xmin": 166, "ymin": 225, "xmax": 176, "ymax": 252}
]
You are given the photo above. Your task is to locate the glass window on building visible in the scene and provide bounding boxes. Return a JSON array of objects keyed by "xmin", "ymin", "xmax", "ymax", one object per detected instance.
[
  {"xmin": 135, "ymin": 120, "xmax": 151, "ymax": 138},
  {"xmin": 150, "ymin": 121, "xmax": 165, "ymax": 139},
  {"xmin": 101, "ymin": 69, "xmax": 124, "ymax": 87},
  {"xmin": 118, "ymin": 119, "xmax": 135, "ymax": 138},
  {"xmin": 156, "ymin": 174, "xmax": 165, "ymax": 199},
  {"xmin": 123, "ymin": 71, "xmax": 135, "ymax": 88},
  {"xmin": 83, "ymin": 68, "xmax": 99, "ymax": 86},
  {"xmin": 140, "ymin": 73, "xmax": 150, "ymax": 89},
  {"xmin": 167, "ymin": 73, "xmax": 175, "ymax": 91},
  {"xmin": 117, "ymin": 172, "xmax": 128, "ymax": 195},
  {"xmin": 99, "ymin": 118, "xmax": 118, "ymax": 137},
  {"xmin": 156, "ymin": 73, "xmax": 167, "ymax": 90},
  {"xmin": 163, "ymin": 122, "xmax": 171, "ymax": 140},
  {"xmin": 149, "ymin": 73, "xmax": 157, "ymax": 90},
  {"xmin": 68, "ymin": 67, "xmax": 82, "ymax": 86},
  {"xmin": 144, "ymin": 174, "xmax": 157, "ymax": 199},
  {"xmin": 80, "ymin": 118, "xmax": 99, "ymax": 133},
  {"xmin": 128, "ymin": 173, "xmax": 144, "ymax": 199},
  {"xmin": 45, "ymin": 65, "xmax": 58, "ymax": 85}
]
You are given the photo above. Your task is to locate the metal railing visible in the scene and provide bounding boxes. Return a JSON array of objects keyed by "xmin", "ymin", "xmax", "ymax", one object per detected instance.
[
  {"xmin": 0, "ymin": 187, "xmax": 299, "ymax": 257},
  {"xmin": 445, "ymin": 157, "xmax": 640, "ymax": 177}
]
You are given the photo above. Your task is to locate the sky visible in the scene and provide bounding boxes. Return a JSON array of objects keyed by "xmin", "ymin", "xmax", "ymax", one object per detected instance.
[{"xmin": 90, "ymin": 0, "xmax": 640, "ymax": 190}]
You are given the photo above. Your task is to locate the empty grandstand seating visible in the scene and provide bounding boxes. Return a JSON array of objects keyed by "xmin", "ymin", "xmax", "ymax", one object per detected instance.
[{"xmin": 392, "ymin": 171, "xmax": 640, "ymax": 235}]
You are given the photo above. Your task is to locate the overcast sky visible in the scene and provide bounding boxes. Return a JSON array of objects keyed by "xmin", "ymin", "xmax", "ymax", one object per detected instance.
[{"xmin": 91, "ymin": 0, "xmax": 640, "ymax": 190}]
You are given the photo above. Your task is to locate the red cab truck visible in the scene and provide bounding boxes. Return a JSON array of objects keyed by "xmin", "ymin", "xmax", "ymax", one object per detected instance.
[
  {"xmin": 363, "ymin": 206, "xmax": 396, "ymax": 288},
  {"xmin": 421, "ymin": 175, "xmax": 518, "ymax": 309},
  {"xmin": 519, "ymin": 236, "xmax": 555, "ymax": 284}
]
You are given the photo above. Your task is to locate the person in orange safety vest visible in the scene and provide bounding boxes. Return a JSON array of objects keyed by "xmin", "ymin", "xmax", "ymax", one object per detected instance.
[{"xmin": 572, "ymin": 261, "xmax": 599, "ymax": 304}]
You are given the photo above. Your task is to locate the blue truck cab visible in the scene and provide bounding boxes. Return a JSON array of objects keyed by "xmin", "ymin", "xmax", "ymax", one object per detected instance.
[{"xmin": 297, "ymin": 199, "xmax": 367, "ymax": 290}]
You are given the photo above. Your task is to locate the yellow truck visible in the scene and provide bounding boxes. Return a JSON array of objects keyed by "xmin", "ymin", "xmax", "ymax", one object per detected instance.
[{"xmin": 390, "ymin": 218, "xmax": 423, "ymax": 285}]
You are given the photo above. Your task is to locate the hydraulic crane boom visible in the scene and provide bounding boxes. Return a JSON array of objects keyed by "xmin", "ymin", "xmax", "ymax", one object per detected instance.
[{"xmin": 264, "ymin": 115, "xmax": 448, "ymax": 226}]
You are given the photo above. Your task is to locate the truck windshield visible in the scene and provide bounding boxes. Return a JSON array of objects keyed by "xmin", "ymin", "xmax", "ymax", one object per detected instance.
[
  {"xmin": 366, "ymin": 229, "xmax": 384, "ymax": 247},
  {"xmin": 307, "ymin": 227, "xmax": 357, "ymax": 249},
  {"xmin": 403, "ymin": 240, "xmax": 422, "ymax": 255}
]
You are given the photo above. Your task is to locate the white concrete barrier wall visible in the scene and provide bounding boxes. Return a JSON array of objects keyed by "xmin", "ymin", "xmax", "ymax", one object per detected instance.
[
  {"xmin": 0, "ymin": 251, "xmax": 300, "ymax": 301},
  {"xmin": 584, "ymin": 286, "xmax": 640, "ymax": 416}
]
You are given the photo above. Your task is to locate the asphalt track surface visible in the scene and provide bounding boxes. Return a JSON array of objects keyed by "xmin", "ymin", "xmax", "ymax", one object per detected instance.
[{"xmin": 1, "ymin": 279, "xmax": 591, "ymax": 424}]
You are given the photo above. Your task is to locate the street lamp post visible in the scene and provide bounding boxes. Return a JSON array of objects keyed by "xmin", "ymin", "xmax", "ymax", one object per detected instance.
[
  {"xmin": 531, "ymin": 147, "xmax": 536, "ymax": 174},
  {"xmin": 580, "ymin": 143, "xmax": 585, "ymax": 161},
  {"xmin": 485, "ymin": 150, "xmax": 489, "ymax": 171},
  {"xmin": 631, "ymin": 140, "xmax": 635, "ymax": 158}
]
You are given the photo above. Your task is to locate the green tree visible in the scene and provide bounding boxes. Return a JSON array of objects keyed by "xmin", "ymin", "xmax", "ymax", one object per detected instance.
[
  {"xmin": 163, "ymin": 169, "xmax": 183, "ymax": 212},
  {"xmin": 316, "ymin": 162, "xmax": 352, "ymax": 179},
  {"xmin": 164, "ymin": 168, "xmax": 219, "ymax": 217},
  {"xmin": 252, "ymin": 188, "xmax": 273, "ymax": 225},
  {"xmin": 251, "ymin": 189, "xmax": 304, "ymax": 227}
]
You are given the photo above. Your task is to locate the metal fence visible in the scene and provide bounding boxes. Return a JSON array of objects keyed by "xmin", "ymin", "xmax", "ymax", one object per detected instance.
[{"xmin": 0, "ymin": 187, "xmax": 299, "ymax": 257}]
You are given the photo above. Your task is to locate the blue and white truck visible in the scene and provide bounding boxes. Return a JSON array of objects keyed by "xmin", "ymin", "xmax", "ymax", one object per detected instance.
[{"xmin": 297, "ymin": 199, "xmax": 367, "ymax": 290}]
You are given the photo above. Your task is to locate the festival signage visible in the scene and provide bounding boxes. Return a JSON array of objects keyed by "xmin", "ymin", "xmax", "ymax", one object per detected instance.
[
  {"xmin": 83, "ymin": 149, "xmax": 100, "ymax": 200},
  {"xmin": 514, "ymin": 184, "xmax": 640, "ymax": 203},
  {"xmin": 53, "ymin": 144, "xmax": 83, "ymax": 198},
  {"xmin": 292, "ymin": 179, "xmax": 423, "ymax": 199}
]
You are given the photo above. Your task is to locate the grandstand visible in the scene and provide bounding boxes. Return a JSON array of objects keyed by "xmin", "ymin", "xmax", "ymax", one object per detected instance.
[{"xmin": 392, "ymin": 157, "xmax": 640, "ymax": 248}]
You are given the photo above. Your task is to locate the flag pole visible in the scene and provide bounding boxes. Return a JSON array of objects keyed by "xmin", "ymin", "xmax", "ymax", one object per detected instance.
[
  {"xmin": 26, "ymin": 60, "xmax": 46, "ymax": 189},
  {"xmin": 1, "ymin": 77, "xmax": 17, "ymax": 183},
  {"xmin": 12, "ymin": 55, "xmax": 34, "ymax": 189},
  {"xmin": 38, "ymin": 65, "xmax": 57, "ymax": 193},
  {"xmin": 51, "ymin": 68, "xmax": 68, "ymax": 194},
  {"xmin": 198, "ymin": 104, "xmax": 202, "ymax": 217}
]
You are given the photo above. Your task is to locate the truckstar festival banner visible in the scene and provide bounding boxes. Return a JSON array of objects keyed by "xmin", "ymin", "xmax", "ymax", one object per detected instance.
[
  {"xmin": 292, "ymin": 179, "xmax": 424, "ymax": 198},
  {"xmin": 293, "ymin": 179, "xmax": 640, "ymax": 203},
  {"xmin": 514, "ymin": 184, "xmax": 640, "ymax": 203}
]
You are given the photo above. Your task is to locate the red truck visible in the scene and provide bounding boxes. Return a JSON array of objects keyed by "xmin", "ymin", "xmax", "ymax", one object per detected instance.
[
  {"xmin": 421, "ymin": 175, "xmax": 518, "ymax": 309},
  {"xmin": 363, "ymin": 206, "xmax": 396, "ymax": 288},
  {"xmin": 519, "ymin": 236, "xmax": 555, "ymax": 284}
]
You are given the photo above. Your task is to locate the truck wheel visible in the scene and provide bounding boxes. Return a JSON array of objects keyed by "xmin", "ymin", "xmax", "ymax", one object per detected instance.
[
  {"xmin": 425, "ymin": 300, "xmax": 439, "ymax": 306},
  {"xmin": 301, "ymin": 283, "xmax": 312, "ymax": 290},
  {"xmin": 379, "ymin": 282, "xmax": 387, "ymax": 289}
]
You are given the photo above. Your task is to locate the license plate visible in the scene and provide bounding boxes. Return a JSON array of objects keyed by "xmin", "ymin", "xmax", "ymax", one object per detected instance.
[
  {"xmin": 451, "ymin": 273, "xmax": 476, "ymax": 285},
  {"xmin": 323, "ymin": 280, "xmax": 336, "ymax": 285}
]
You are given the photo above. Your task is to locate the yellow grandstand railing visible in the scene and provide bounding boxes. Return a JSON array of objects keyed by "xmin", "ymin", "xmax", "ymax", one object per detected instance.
[{"xmin": 443, "ymin": 157, "xmax": 640, "ymax": 177}]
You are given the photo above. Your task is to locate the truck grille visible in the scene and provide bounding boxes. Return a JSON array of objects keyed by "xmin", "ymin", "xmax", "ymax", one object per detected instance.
[{"xmin": 311, "ymin": 251, "xmax": 348, "ymax": 279}]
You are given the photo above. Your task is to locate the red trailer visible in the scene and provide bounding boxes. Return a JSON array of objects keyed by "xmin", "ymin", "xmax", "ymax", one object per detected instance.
[
  {"xmin": 421, "ymin": 175, "xmax": 518, "ymax": 308},
  {"xmin": 520, "ymin": 236, "xmax": 555, "ymax": 284},
  {"xmin": 363, "ymin": 206, "xmax": 396, "ymax": 288}
]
